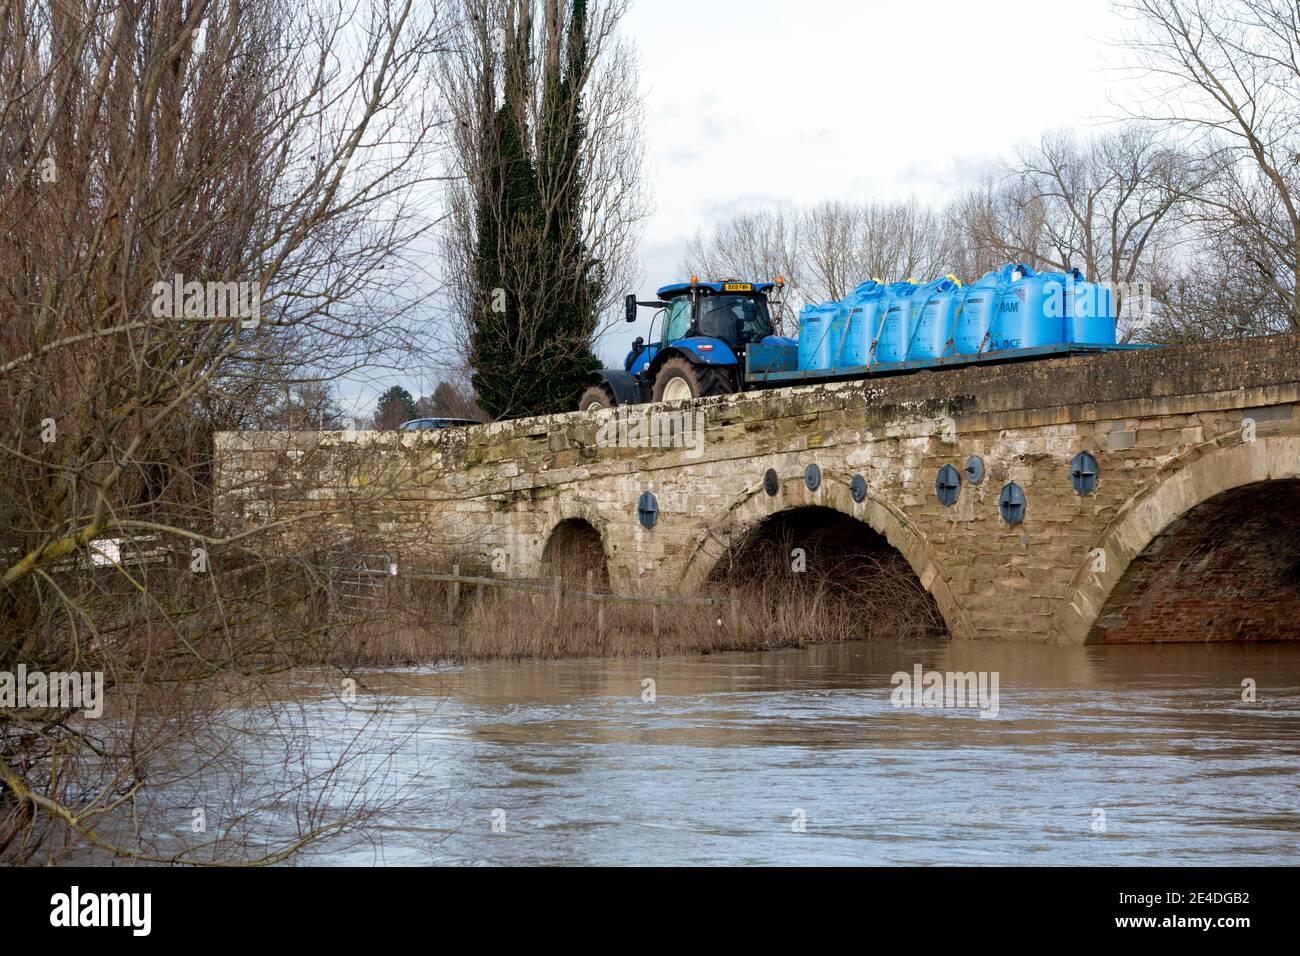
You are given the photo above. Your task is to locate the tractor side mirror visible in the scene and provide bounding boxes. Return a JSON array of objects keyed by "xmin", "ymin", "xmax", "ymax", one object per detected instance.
[{"xmin": 625, "ymin": 293, "xmax": 638, "ymax": 323}]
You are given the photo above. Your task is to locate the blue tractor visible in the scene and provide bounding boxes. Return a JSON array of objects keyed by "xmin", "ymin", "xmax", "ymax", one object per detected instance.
[{"xmin": 577, "ymin": 277, "xmax": 797, "ymax": 410}]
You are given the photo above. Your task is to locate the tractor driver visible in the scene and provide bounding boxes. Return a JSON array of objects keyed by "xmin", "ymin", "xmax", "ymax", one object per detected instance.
[{"xmin": 700, "ymin": 295, "xmax": 768, "ymax": 345}]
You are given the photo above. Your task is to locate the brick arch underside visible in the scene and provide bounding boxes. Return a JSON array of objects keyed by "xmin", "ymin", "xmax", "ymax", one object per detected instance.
[
  {"xmin": 1056, "ymin": 436, "xmax": 1300, "ymax": 644},
  {"xmin": 1091, "ymin": 479, "xmax": 1300, "ymax": 643}
]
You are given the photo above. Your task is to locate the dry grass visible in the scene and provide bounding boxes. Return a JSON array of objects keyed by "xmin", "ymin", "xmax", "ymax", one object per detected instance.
[{"xmin": 320, "ymin": 537, "xmax": 948, "ymax": 665}]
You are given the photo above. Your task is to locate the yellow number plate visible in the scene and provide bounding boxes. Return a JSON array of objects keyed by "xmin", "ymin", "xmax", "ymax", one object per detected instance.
[{"xmin": 723, "ymin": 283, "xmax": 753, "ymax": 292}]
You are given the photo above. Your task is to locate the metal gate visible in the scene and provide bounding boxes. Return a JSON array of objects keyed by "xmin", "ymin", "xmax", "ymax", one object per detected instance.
[{"xmin": 327, "ymin": 549, "xmax": 394, "ymax": 620}]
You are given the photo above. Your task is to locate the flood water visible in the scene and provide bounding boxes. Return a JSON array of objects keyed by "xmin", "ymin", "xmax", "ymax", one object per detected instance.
[{"xmin": 264, "ymin": 641, "xmax": 1300, "ymax": 866}]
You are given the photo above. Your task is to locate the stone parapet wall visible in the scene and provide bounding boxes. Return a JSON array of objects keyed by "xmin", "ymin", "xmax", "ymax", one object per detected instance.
[{"xmin": 215, "ymin": 334, "xmax": 1300, "ymax": 643}]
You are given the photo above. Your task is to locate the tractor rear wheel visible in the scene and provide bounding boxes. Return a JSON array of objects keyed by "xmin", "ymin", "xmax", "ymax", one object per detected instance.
[
  {"xmin": 577, "ymin": 383, "xmax": 615, "ymax": 412},
  {"xmin": 651, "ymin": 356, "xmax": 734, "ymax": 403}
]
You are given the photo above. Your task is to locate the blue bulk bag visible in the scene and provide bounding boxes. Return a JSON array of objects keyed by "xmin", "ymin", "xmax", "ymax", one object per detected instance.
[
  {"xmin": 906, "ymin": 274, "xmax": 964, "ymax": 360},
  {"xmin": 870, "ymin": 280, "xmax": 920, "ymax": 364},
  {"xmin": 987, "ymin": 265, "xmax": 1066, "ymax": 351},
  {"xmin": 953, "ymin": 264, "xmax": 1030, "ymax": 355},
  {"xmin": 1061, "ymin": 268, "xmax": 1117, "ymax": 345},
  {"xmin": 838, "ymin": 279, "xmax": 886, "ymax": 367},
  {"xmin": 797, "ymin": 301, "xmax": 847, "ymax": 371}
]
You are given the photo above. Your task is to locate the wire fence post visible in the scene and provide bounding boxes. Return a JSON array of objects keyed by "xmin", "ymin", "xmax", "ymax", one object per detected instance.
[{"xmin": 448, "ymin": 563, "xmax": 459, "ymax": 619}]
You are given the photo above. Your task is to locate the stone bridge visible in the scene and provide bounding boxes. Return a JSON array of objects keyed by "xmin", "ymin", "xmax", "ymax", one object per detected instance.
[{"xmin": 215, "ymin": 334, "xmax": 1300, "ymax": 644}]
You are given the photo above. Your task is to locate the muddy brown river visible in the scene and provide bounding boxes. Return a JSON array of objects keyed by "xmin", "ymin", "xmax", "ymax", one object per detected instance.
[{"xmin": 226, "ymin": 640, "xmax": 1300, "ymax": 866}]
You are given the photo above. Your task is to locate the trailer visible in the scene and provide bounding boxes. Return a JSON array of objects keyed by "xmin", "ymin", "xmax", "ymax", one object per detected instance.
[{"xmin": 577, "ymin": 274, "xmax": 1148, "ymax": 411}]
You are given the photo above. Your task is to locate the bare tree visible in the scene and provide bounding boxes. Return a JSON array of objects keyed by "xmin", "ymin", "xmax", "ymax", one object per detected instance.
[
  {"xmin": 680, "ymin": 208, "xmax": 803, "ymax": 330},
  {"xmin": 1118, "ymin": 0, "xmax": 1300, "ymax": 334},
  {"xmin": 951, "ymin": 126, "xmax": 1201, "ymax": 339},
  {"xmin": 799, "ymin": 199, "xmax": 954, "ymax": 299},
  {"xmin": 865, "ymin": 198, "xmax": 955, "ymax": 284},
  {"xmin": 255, "ymin": 382, "xmax": 348, "ymax": 431},
  {"xmin": 680, "ymin": 209, "xmax": 802, "ymax": 291},
  {"xmin": 0, "ymin": 0, "xmax": 452, "ymax": 864},
  {"xmin": 801, "ymin": 200, "xmax": 867, "ymax": 302},
  {"xmin": 418, "ymin": 380, "xmax": 485, "ymax": 420},
  {"xmin": 682, "ymin": 198, "xmax": 958, "ymax": 318},
  {"xmin": 941, "ymin": 183, "xmax": 1013, "ymax": 282}
]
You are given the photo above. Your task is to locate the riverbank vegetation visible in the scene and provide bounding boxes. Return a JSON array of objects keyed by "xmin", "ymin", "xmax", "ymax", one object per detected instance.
[{"xmin": 318, "ymin": 537, "xmax": 947, "ymax": 666}]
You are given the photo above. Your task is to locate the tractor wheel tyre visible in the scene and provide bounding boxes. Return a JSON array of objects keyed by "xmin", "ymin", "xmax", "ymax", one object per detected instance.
[
  {"xmin": 651, "ymin": 356, "xmax": 733, "ymax": 404},
  {"xmin": 577, "ymin": 383, "xmax": 615, "ymax": 412}
]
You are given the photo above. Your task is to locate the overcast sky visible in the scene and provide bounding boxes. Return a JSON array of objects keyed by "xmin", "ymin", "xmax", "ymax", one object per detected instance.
[
  {"xmin": 344, "ymin": 0, "xmax": 1138, "ymax": 415},
  {"xmin": 620, "ymin": 0, "xmax": 1132, "ymax": 319}
]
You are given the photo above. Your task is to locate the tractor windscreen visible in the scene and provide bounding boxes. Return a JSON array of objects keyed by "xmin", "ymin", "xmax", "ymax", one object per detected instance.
[{"xmin": 697, "ymin": 294, "xmax": 772, "ymax": 346}]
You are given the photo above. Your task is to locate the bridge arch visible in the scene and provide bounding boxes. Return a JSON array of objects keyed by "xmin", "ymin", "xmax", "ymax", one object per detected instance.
[
  {"xmin": 538, "ymin": 499, "xmax": 613, "ymax": 590},
  {"xmin": 680, "ymin": 470, "xmax": 972, "ymax": 640},
  {"xmin": 1053, "ymin": 436, "xmax": 1300, "ymax": 644}
]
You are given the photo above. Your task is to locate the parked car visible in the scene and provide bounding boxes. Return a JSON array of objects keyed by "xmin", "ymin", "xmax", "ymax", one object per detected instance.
[{"xmin": 397, "ymin": 417, "xmax": 480, "ymax": 431}]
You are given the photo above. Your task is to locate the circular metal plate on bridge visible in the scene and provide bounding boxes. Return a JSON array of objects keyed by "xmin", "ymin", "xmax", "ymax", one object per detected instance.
[
  {"xmin": 965, "ymin": 455, "xmax": 985, "ymax": 485},
  {"xmin": 999, "ymin": 482, "xmax": 1026, "ymax": 525},
  {"xmin": 804, "ymin": 463, "xmax": 821, "ymax": 492},
  {"xmin": 1070, "ymin": 451, "xmax": 1099, "ymax": 495},
  {"xmin": 850, "ymin": 474, "xmax": 867, "ymax": 503},
  {"xmin": 935, "ymin": 463, "xmax": 967, "ymax": 509},
  {"xmin": 763, "ymin": 468, "xmax": 780, "ymax": 497},
  {"xmin": 935, "ymin": 464, "xmax": 961, "ymax": 507},
  {"xmin": 636, "ymin": 491, "xmax": 658, "ymax": 530}
]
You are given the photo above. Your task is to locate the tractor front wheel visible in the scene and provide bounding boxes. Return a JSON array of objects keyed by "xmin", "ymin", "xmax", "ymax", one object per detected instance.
[
  {"xmin": 577, "ymin": 383, "xmax": 616, "ymax": 412},
  {"xmin": 651, "ymin": 356, "xmax": 734, "ymax": 404}
]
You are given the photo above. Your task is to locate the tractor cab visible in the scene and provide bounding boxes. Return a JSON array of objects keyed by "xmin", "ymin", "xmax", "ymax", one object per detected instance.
[
  {"xmin": 655, "ymin": 280, "xmax": 777, "ymax": 352},
  {"xmin": 578, "ymin": 277, "xmax": 796, "ymax": 411}
]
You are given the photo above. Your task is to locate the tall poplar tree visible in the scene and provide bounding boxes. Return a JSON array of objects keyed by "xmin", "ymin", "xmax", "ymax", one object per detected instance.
[{"xmin": 468, "ymin": 1, "xmax": 602, "ymax": 419}]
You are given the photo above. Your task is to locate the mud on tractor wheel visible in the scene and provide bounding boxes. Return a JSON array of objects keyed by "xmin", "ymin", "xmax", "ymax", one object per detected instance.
[{"xmin": 651, "ymin": 356, "xmax": 733, "ymax": 403}]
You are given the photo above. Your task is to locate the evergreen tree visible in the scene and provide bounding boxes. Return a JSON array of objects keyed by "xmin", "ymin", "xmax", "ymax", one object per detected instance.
[{"xmin": 373, "ymin": 386, "xmax": 419, "ymax": 429}]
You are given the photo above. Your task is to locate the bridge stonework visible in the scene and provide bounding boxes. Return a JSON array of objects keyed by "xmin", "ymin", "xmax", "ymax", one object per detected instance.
[{"xmin": 216, "ymin": 335, "xmax": 1300, "ymax": 644}]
